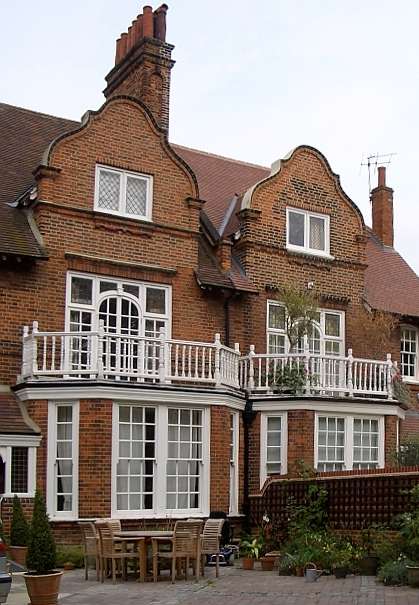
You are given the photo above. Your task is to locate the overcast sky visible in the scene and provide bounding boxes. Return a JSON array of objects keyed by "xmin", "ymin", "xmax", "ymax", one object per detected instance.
[{"xmin": 2, "ymin": 1, "xmax": 418, "ymax": 273}]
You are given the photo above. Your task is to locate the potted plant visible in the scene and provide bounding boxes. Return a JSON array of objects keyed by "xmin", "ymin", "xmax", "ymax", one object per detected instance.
[
  {"xmin": 359, "ymin": 526, "xmax": 380, "ymax": 575},
  {"xmin": 24, "ymin": 491, "xmax": 62, "ymax": 605},
  {"xmin": 240, "ymin": 534, "xmax": 264, "ymax": 570},
  {"xmin": 9, "ymin": 495, "xmax": 30, "ymax": 567},
  {"xmin": 332, "ymin": 540, "xmax": 359, "ymax": 579}
]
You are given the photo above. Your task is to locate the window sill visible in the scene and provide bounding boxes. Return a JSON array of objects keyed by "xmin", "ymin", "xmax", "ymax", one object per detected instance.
[
  {"xmin": 286, "ymin": 245, "xmax": 334, "ymax": 261},
  {"xmin": 402, "ymin": 377, "xmax": 419, "ymax": 385}
]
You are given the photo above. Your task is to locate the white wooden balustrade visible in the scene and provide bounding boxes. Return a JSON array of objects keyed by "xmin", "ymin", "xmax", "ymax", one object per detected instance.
[
  {"xmin": 20, "ymin": 322, "xmax": 396, "ymax": 398},
  {"xmin": 20, "ymin": 322, "xmax": 240, "ymax": 388}
]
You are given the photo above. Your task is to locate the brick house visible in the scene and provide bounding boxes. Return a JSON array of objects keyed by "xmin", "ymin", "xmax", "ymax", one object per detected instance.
[{"xmin": 1, "ymin": 4, "xmax": 419, "ymax": 539}]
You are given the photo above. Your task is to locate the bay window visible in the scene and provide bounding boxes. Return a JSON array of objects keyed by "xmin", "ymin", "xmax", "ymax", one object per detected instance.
[
  {"xmin": 401, "ymin": 326, "xmax": 418, "ymax": 379},
  {"xmin": 112, "ymin": 404, "xmax": 209, "ymax": 517},
  {"xmin": 286, "ymin": 208, "xmax": 330, "ymax": 257},
  {"xmin": 260, "ymin": 412, "xmax": 287, "ymax": 487},
  {"xmin": 47, "ymin": 402, "xmax": 79, "ymax": 518},
  {"xmin": 315, "ymin": 414, "xmax": 384, "ymax": 472}
]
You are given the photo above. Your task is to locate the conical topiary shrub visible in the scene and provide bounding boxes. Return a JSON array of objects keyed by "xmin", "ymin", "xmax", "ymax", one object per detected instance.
[
  {"xmin": 10, "ymin": 495, "xmax": 30, "ymax": 547},
  {"xmin": 26, "ymin": 490, "xmax": 56, "ymax": 573}
]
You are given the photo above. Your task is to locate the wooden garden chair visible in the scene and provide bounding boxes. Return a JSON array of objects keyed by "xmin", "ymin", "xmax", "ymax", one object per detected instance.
[
  {"xmin": 200, "ymin": 518, "xmax": 225, "ymax": 578},
  {"xmin": 152, "ymin": 520, "xmax": 203, "ymax": 583},
  {"xmin": 95, "ymin": 520, "xmax": 143, "ymax": 584},
  {"xmin": 78, "ymin": 521, "xmax": 100, "ymax": 581}
]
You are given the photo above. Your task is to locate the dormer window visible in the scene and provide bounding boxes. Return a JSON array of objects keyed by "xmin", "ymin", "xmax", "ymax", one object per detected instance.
[
  {"xmin": 94, "ymin": 165, "xmax": 153, "ymax": 221},
  {"xmin": 286, "ymin": 208, "xmax": 331, "ymax": 257}
]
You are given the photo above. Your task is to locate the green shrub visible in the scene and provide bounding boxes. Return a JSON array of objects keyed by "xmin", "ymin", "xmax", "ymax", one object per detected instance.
[
  {"xmin": 56, "ymin": 546, "xmax": 84, "ymax": 568},
  {"xmin": 26, "ymin": 491, "xmax": 56, "ymax": 574},
  {"xmin": 378, "ymin": 559, "xmax": 409, "ymax": 585},
  {"xmin": 393, "ymin": 437, "xmax": 419, "ymax": 466},
  {"xmin": 10, "ymin": 495, "xmax": 29, "ymax": 547}
]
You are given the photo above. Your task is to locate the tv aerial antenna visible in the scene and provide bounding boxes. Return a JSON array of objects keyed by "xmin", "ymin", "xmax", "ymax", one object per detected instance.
[{"xmin": 360, "ymin": 152, "xmax": 396, "ymax": 194}]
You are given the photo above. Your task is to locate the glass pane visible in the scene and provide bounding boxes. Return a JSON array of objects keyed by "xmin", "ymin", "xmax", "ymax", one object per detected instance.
[
  {"xmin": 119, "ymin": 407, "xmax": 130, "ymax": 423},
  {"xmin": 325, "ymin": 313, "xmax": 340, "ymax": 337},
  {"xmin": 98, "ymin": 169, "xmax": 120, "ymax": 211},
  {"xmin": 99, "ymin": 281, "xmax": 117, "ymax": 293},
  {"xmin": 123, "ymin": 284, "xmax": 139, "ymax": 298},
  {"xmin": 309, "ymin": 216, "xmax": 326, "ymax": 251},
  {"xmin": 288, "ymin": 211, "xmax": 305, "ymax": 246},
  {"xmin": 71, "ymin": 276, "xmax": 93, "ymax": 305},
  {"xmin": 11, "ymin": 447, "xmax": 28, "ymax": 493},
  {"xmin": 267, "ymin": 417, "xmax": 281, "ymax": 431},
  {"xmin": 268, "ymin": 304, "xmax": 285, "ymax": 330},
  {"xmin": 57, "ymin": 424, "xmax": 72, "ymax": 440},
  {"xmin": 125, "ymin": 175, "xmax": 148, "ymax": 216},
  {"xmin": 57, "ymin": 406, "xmax": 73, "ymax": 423},
  {"xmin": 146, "ymin": 288, "xmax": 166, "ymax": 314}
]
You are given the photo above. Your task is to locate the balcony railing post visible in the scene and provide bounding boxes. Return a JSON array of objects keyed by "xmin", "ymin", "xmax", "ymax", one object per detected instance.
[
  {"xmin": 248, "ymin": 345, "xmax": 255, "ymax": 391},
  {"xmin": 21, "ymin": 325, "xmax": 31, "ymax": 380},
  {"xmin": 31, "ymin": 321, "xmax": 39, "ymax": 377},
  {"xmin": 234, "ymin": 342, "xmax": 240, "ymax": 388},
  {"xmin": 386, "ymin": 353, "xmax": 394, "ymax": 399},
  {"xmin": 347, "ymin": 348, "xmax": 354, "ymax": 397},
  {"xmin": 158, "ymin": 327, "xmax": 167, "ymax": 383},
  {"xmin": 97, "ymin": 320, "xmax": 105, "ymax": 380},
  {"xmin": 214, "ymin": 333, "xmax": 221, "ymax": 387},
  {"xmin": 304, "ymin": 341, "xmax": 311, "ymax": 394}
]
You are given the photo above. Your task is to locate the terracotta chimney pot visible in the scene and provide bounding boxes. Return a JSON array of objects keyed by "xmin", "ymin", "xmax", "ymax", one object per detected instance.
[{"xmin": 142, "ymin": 6, "xmax": 154, "ymax": 38}]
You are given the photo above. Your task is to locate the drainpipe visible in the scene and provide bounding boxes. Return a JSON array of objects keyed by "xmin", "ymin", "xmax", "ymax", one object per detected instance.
[
  {"xmin": 223, "ymin": 291, "xmax": 237, "ymax": 348},
  {"xmin": 242, "ymin": 398, "xmax": 256, "ymax": 533}
]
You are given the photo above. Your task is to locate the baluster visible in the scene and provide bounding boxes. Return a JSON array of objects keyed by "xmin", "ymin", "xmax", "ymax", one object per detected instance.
[
  {"xmin": 201, "ymin": 347, "xmax": 206, "ymax": 380},
  {"xmin": 51, "ymin": 336, "xmax": 56, "ymax": 371},
  {"xmin": 174, "ymin": 344, "xmax": 179, "ymax": 378},
  {"xmin": 304, "ymin": 341, "xmax": 310, "ymax": 394},
  {"xmin": 181, "ymin": 345, "xmax": 186, "ymax": 377},
  {"xmin": 258, "ymin": 357, "xmax": 262, "ymax": 389},
  {"xmin": 158, "ymin": 327, "xmax": 166, "ymax": 383},
  {"xmin": 214, "ymin": 332, "xmax": 221, "ymax": 387},
  {"xmin": 195, "ymin": 347, "xmax": 199, "ymax": 378},
  {"xmin": 386, "ymin": 354, "xmax": 394, "ymax": 399},
  {"xmin": 248, "ymin": 345, "xmax": 255, "ymax": 391},
  {"xmin": 31, "ymin": 321, "xmax": 39, "ymax": 376},
  {"xmin": 234, "ymin": 343, "xmax": 240, "ymax": 388}
]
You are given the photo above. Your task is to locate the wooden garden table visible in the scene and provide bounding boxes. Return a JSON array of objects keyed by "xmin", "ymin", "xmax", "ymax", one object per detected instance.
[{"xmin": 114, "ymin": 530, "xmax": 174, "ymax": 582}]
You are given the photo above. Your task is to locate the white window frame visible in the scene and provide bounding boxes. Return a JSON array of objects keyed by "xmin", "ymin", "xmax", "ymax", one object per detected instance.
[
  {"xmin": 47, "ymin": 401, "xmax": 79, "ymax": 520},
  {"xmin": 65, "ymin": 272, "xmax": 172, "ymax": 336},
  {"xmin": 286, "ymin": 207, "xmax": 331, "ymax": 258},
  {"xmin": 0, "ymin": 436, "xmax": 38, "ymax": 498},
  {"xmin": 400, "ymin": 325, "xmax": 419, "ymax": 381},
  {"xmin": 314, "ymin": 412, "xmax": 384, "ymax": 471},
  {"xmin": 266, "ymin": 300, "xmax": 345, "ymax": 356},
  {"xmin": 94, "ymin": 164, "xmax": 153, "ymax": 221},
  {"xmin": 111, "ymin": 403, "xmax": 210, "ymax": 519},
  {"xmin": 260, "ymin": 412, "xmax": 288, "ymax": 488},
  {"xmin": 229, "ymin": 411, "xmax": 239, "ymax": 515}
]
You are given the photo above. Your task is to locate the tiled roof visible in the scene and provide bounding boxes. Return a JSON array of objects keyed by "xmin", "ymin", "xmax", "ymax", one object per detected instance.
[
  {"xmin": 173, "ymin": 144, "xmax": 269, "ymax": 232},
  {"xmin": 0, "ymin": 102, "xmax": 78, "ymax": 257},
  {"xmin": 365, "ymin": 231, "xmax": 419, "ymax": 317},
  {"xmin": 196, "ymin": 237, "xmax": 257, "ymax": 293},
  {"xmin": 1, "ymin": 102, "xmax": 419, "ymax": 317},
  {"xmin": 0, "ymin": 393, "xmax": 40, "ymax": 435}
]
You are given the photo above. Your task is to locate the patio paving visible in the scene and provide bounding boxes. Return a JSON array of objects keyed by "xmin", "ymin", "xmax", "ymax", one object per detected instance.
[{"xmin": 7, "ymin": 565, "xmax": 419, "ymax": 605}]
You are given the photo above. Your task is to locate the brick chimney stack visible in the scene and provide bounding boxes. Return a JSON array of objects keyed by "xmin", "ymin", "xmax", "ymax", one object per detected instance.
[
  {"xmin": 104, "ymin": 4, "xmax": 174, "ymax": 133},
  {"xmin": 370, "ymin": 166, "xmax": 394, "ymax": 247}
]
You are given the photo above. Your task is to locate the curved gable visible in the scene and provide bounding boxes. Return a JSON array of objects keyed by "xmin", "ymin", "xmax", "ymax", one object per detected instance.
[{"xmin": 242, "ymin": 145, "xmax": 365, "ymax": 232}]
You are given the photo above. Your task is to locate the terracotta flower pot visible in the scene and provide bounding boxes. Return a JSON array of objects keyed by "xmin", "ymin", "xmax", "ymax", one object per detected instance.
[
  {"xmin": 260, "ymin": 557, "xmax": 275, "ymax": 572},
  {"xmin": 63, "ymin": 562, "xmax": 75, "ymax": 571},
  {"xmin": 295, "ymin": 566, "xmax": 304, "ymax": 577},
  {"xmin": 242, "ymin": 557, "xmax": 255, "ymax": 570},
  {"xmin": 9, "ymin": 545, "xmax": 28, "ymax": 567},
  {"xmin": 24, "ymin": 571, "xmax": 63, "ymax": 605}
]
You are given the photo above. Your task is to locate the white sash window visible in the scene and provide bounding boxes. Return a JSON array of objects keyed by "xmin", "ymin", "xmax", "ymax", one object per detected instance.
[{"xmin": 112, "ymin": 404, "xmax": 209, "ymax": 518}]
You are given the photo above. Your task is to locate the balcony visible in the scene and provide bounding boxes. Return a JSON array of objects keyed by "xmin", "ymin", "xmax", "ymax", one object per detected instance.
[{"xmin": 20, "ymin": 322, "xmax": 397, "ymax": 400}]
